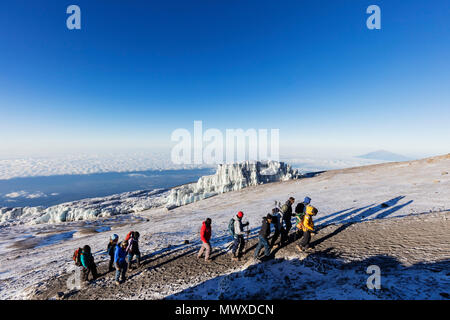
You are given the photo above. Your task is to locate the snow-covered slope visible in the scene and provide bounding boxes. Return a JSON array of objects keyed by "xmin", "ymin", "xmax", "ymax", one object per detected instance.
[{"xmin": 0, "ymin": 154, "xmax": 448, "ymax": 299}]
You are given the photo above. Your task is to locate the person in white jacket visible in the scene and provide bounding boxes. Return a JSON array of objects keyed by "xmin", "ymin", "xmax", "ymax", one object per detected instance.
[{"xmin": 231, "ymin": 211, "xmax": 249, "ymax": 261}]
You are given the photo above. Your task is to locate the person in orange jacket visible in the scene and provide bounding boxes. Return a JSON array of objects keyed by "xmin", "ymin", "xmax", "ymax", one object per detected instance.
[
  {"xmin": 297, "ymin": 205, "xmax": 318, "ymax": 252},
  {"xmin": 198, "ymin": 218, "xmax": 212, "ymax": 262}
]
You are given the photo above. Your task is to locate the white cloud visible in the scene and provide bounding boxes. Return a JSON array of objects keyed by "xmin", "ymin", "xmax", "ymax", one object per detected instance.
[
  {"xmin": 0, "ymin": 151, "xmax": 211, "ymax": 180},
  {"xmin": 4, "ymin": 191, "xmax": 48, "ymax": 199},
  {"xmin": 127, "ymin": 173, "xmax": 150, "ymax": 178},
  {"xmin": 4, "ymin": 191, "xmax": 29, "ymax": 199}
]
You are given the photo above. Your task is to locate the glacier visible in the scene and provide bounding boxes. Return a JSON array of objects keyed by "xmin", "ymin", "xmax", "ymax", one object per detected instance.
[
  {"xmin": 0, "ymin": 161, "xmax": 299, "ymax": 225},
  {"xmin": 165, "ymin": 161, "xmax": 299, "ymax": 209},
  {"xmin": 0, "ymin": 189, "xmax": 169, "ymax": 225}
]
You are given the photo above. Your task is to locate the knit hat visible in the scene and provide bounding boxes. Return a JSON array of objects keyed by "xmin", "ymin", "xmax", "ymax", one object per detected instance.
[
  {"xmin": 304, "ymin": 196, "xmax": 311, "ymax": 204},
  {"xmin": 237, "ymin": 211, "xmax": 244, "ymax": 218},
  {"xmin": 111, "ymin": 234, "xmax": 119, "ymax": 241}
]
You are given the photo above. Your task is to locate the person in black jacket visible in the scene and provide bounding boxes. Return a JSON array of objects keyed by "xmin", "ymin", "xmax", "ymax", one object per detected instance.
[
  {"xmin": 80, "ymin": 245, "xmax": 98, "ymax": 281},
  {"xmin": 280, "ymin": 197, "xmax": 295, "ymax": 244},
  {"xmin": 254, "ymin": 214, "xmax": 273, "ymax": 260},
  {"xmin": 126, "ymin": 231, "xmax": 141, "ymax": 270}
]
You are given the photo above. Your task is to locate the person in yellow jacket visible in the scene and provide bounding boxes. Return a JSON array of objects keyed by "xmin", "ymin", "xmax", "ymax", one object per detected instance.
[{"xmin": 296, "ymin": 205, "xmax": 318, "ymax": 252}]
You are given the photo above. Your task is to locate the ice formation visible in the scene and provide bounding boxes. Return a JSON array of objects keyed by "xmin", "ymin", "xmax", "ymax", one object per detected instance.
[
  {"xmin": 0, "ymin": 189, "xmax": 169, "ymax": 225},
  {"xmin": 165, "ymin": 161, "xmax": 299, "ymax": 209},
  {"xmin": 0, "ymin": 161, "xmax": 299, "ymax": 225}
]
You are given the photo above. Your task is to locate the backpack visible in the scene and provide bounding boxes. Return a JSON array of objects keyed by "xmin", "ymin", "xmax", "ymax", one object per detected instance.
[
  {"xmin": 295, "ymin": 203, "xmax": 305, "ymax": 214},
  {"xmin": 295, "ymin": 203, "xmax": 306, "ymax": 223},
  {"xmin": 280, "ymin": 204, "xmax": 289, "ymax": 214},
  {"xmin": 124, "ymin": 231, "xmax": 133, "ymax": 242},
  {"xmin": 73, "ymin": 248, "xmax": 82, "ymax": 266},
  {"xmin": 228, "ymin": 218, "xmax": 235, "ymax": 237}
]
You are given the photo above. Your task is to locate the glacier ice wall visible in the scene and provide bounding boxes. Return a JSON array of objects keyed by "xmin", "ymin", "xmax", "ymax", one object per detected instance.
[
  {"xmin": 0, "ymin": 189, "xmax": 169, "ymax": 225},
  {"xmin": 166, "ymin": 161, "xmax": 299, "ymax": 209}
]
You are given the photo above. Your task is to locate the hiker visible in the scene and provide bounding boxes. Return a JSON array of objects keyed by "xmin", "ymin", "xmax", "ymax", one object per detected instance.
[
  {"xmin": 280, "ymin": 197, "xmax": 295, "ymax": 243},
  {"xmin": 231, "ymin": 211, "xmax": 249, "ymax": 261},
  {"xmin": 269, "ymin": 207, "xmax": 284, "ymax": 248},
  {"xmin": 126, "ymin": 231, "xmax": 141, "ymax": 270},
  {"xmin": 198, "ymin": 218, "xmax": 212, "ymax": 262},
  {"xmin": 297, "ymin": 205, "xmax": 318, "ymax": 252},
  {"xmin": 107, "ymin": 234, "xmax": 119, "ymax": 272},
  {"xmin": 80, "ymin": 245, "xmax": 98, "ymax": 282},
  {"xmin": 114, "ymin": 240, "xmax": 128, "ymax": 285},
  {"xmin": 303, "ymin": 196, "xmax": 311, "ymax": 206},
  {"xmin": 294, "ymin": 197, "xmax": 311, "ymax": 239},
  {"xmin": 293, "ymin": 202, "xmax": 306, "ymax": 240},
  {"xmin": 73, "ymin": 247, "xmax": 83, "ymax": 267},
  {"xmin": 254, "ymin": 214, "xmax": 273, "ymax": 261}
]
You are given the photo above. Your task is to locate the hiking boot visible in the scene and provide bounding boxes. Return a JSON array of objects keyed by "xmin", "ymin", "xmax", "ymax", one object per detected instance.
[
  {"xmin": 204, "ymin": 259, "xmax": 211, "ymax": 263},
  {"xmin": 296, "ymin": 244, "xmax": 304, "ymax": 252},
  {"xmin": 232, "ymin": 256, "xmax": 239, "ymax": 261},
  {"xmin": 115, "ymin": 281, "xmax": 120, "ymax": 285}
]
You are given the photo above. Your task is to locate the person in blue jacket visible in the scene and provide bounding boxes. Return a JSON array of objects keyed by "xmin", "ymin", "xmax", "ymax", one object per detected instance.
[
  {"xmin": 114, "ymin": 240, "xmax": 128, "ymax": 285},
  {"xmin": 269, "ymin": 208, "xmax": 284, "ymax": 248},
  {"xmin": 80, "ymin": 245, "xmax": 98, "ymax": 282}
]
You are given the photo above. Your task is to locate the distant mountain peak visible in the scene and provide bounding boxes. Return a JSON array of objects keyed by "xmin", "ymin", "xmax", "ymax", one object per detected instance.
[{"xmin": 357, "ymin": 150, "xmax": 410, "ymax": 162}]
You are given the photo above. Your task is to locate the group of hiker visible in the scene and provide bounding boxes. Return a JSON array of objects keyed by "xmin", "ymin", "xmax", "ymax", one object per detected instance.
[
  {"xmin": 198, "ymin": 196, "xmax": 318, "ymax": 262},
  {"xmin": 73, "ymin": 230, "xmax": 141, "ymax": 285},
  {"xmin": 238, "ymin": 196, "xmax": 317, "ymax": 261},
  {"xmin": 72, "ymin": 196, "xmax": 317, "ymax": 285}
]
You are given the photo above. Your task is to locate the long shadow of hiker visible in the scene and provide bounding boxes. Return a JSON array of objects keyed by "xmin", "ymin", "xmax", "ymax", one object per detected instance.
[
  {"xmin": 318, "ymin": 204, "xmax": 375, "ymax": 226},
  {"xmin": 375, "ymin": 200, "xmax": 413, "ymax": 219},
  {"xmin": 343, "ymin": 196, "xmax": 407, "ymax": 223},
  {"xmin": 309, "ymin": 197, "xmax": 413, "ymax": 248},
  {"xmin": 315, "ymin": 207, "xmax": 355, "ymax": 223}
]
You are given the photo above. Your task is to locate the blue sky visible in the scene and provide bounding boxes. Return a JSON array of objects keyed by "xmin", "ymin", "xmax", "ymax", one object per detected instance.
[{"xmin": 0, "ymin": 0, "xmax": 449, "ymax": 157}]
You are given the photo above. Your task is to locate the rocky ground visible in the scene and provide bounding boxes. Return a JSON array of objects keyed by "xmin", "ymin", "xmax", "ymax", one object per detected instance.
[{"xmin": 30, "ymin": 210, "xmax": 450, "ymax": 300}]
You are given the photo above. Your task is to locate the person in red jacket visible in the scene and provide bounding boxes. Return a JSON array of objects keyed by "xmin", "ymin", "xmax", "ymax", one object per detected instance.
[{"xmin": 197, "ymin": 218, "xmax": 212, "ymax": 262}]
